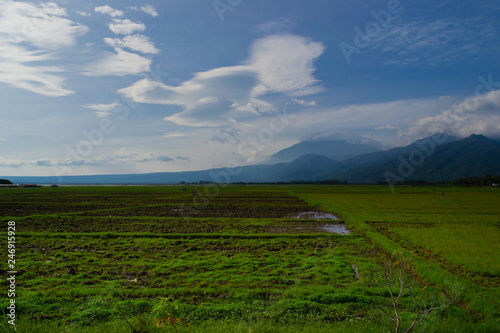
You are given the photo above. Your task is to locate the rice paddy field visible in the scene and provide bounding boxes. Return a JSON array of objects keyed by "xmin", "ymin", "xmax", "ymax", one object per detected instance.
[{"xmin": 0, "ymin": 185, "xmax": 499, "ymax": 332}]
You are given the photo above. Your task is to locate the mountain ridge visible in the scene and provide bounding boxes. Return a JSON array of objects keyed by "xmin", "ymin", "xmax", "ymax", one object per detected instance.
[
  {"xmin": 269, "ymin": 139, "xmax": 380, "ymax": 163},
  {"xmin": 3, "ymin": 134, "xmax": 500, "ymax": 184}
]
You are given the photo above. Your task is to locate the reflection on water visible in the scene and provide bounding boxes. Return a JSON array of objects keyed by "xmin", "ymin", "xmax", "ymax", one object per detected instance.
[
  {"xmin": 289, "ymin": 211, "xmax": 351, "ymax": 235},
  {"xmin": 293, "ymin": 211, "xmax": 339, "ymax": 220},
  {"xmin": 322, "ymin": 224, "xmax": 351, "ymax": 235}
]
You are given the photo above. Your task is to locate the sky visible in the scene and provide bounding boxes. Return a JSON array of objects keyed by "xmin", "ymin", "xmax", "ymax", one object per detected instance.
[{"xmin": 0, "ymin": 0, "xmax": 499, "ymax": 177}]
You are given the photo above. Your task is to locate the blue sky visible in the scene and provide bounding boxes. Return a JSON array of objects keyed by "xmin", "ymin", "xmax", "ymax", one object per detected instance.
[{"xmin": 0, "ymin": 0, "xmax": 499, "ymax": 176}]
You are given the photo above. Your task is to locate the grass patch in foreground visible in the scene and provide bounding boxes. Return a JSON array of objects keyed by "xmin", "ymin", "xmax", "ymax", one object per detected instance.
[{"xmin": 394, "ymin": 224, "xmax": 500, "ymax": 276}]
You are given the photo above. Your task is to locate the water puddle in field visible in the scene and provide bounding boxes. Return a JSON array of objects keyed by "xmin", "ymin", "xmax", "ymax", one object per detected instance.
[
  {"xmin": 283, "ymin": 211, "xmax": 351, "ymax": 235},
  {"xmin": 292, "ymin": 212, "xmax": 339, "ymax": 220},
  {"xmin": 352, "ymin": 264, "xmax": 360, "ymax": 279},
  {"xmin": 322, "ymin": 224, "xmax": 351, "ymax": 235}
]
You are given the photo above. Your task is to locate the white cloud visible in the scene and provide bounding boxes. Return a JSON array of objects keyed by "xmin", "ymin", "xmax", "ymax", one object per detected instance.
[
  {"xmin": 197, "ymin": 97, "xmax": 219, "ymax": 104},
  {"xmin": 130, "ymin": 5, "xmax": 159, "ymax": 17},
  {"xmin": 292, "ymin": 98, "xmax": 317, "ymax": 106},
  {"xmin": 248, "ymin": 34, "xmax": 325, "ymax": 96},
  {"xmin": 94, "ymin": 5, "xmax": 124, "ymax": 18},
  {"xmin": 0, "ymin": 1, "xmax": 88, "ymax": 49},
  {"xmin": 376, "ymin": 125, "xmax": 396, "ymax": 130},
  {"xmin": 76, "ymin": 11, "xmax": 91, "ymax": 17},
  {"xmin": 8, "ymin": 148, "xmax": 177, "ymax": 170},
  {"xmin": 85, "ymin": 103, "xmax": 122, "ymax": 117},
  {"xmin": 112, "ymin": 147, "xmax": 137, "ymax": 159},
  {"xmin": 408, "ymin": 90, "xmax": 500, "ymax": 138},
  {"xmin": 256, "ymin": 18, "xmax": 292, "ymax": 34},
  {"xmin": 85, "ymin": 103, "xmax": 122, "ymax": 111},
  {"xmin": 300, "ymin": 130, "xmax": 380, "ymax": 146},
  {"xmin": 119, "ymin": 34, "xmax": 325, "ymax": 127},
  {"xmin": 163, "ymin": 132, "xmax": 186, "ymax": 139},
  {"xmin": 373, "ymin": 17, "xmax": 500, "ymax": 66},
  {"xmin": 0, "ymin": 157, "xmax": 58, "ymax": 168},
  {"xmin": 108, "ymin": 19, "xmax": 145, "ymax": 35},
  {"xmin": 95, "ymin": 111, "xmax": 112, "ymax": 118},
  {"xmin": 120, "ymin": 67, "xmax": 268, "ymax": 127},
  {"xmin": 84, "ymin": 48, "xmax": 151, "ymax": 76},
  {"xmin": 104, "ymin": 34, "xmax": 159, "ymax": 54},
  {"xmin": 0, "ymin": 1, "xmax": 88, "ymax": 96},
  {"xmin": 86, "ymin": 148, "xmax": 174, "ymax": 165},
  {"xmin": 0, "ymin": 50, "xmax": 73, "ymax": 97},
  {"xmin": 270, "ymin": 97, "xmax": 440, "ymax": 148}
]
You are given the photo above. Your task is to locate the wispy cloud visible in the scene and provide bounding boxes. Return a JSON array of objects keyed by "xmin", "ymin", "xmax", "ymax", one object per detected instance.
[
  {"xmin": 292, "ymin": 98, "xmax": 317, "ymax": 107},
  {"xmin": 163, "ymin": 132, "xmax": 186, "ymax": 139},
  {"xmin": 256, "ymin": 18, "xmax": 292, "ymax": 34},
  {"xmin": 408, "ymin": 90, "xmax": 500, "ymax": 138},
  {"xmin": 94, "ymin": 5, "xmax": 124, "ymax": 18},
  {"xmin": 373, "ymin": 17, "xmax": 500, "ymax": 66},
  {"xmin": 0, "ymin": 1, "xmax": 88, "ymax": 96},
  {"xmin": 85, "ymin": 103, "xmax": 122, "ymax": 117},
  {"xmin": 85, "ymin": 103, "xmax": 122, "ymax": 111},
  {"xmin": 376, "ymin": 125, "xmax": 396, "ymax": 130},
  {"xmin": 108, "ymin": 19, "xmax": 145, "ymax": 35},
  {"xmin": 76, "ymin": 11, "xmax": 90, "ymax": 17},
  {"xmin": 82, "ymin": 148, "xmax": 175, "ymax": 165},
  {"xmin": 130, "ymin": 5, "xmax": 159, "ymax": 17},
  {"xmin": 299, "ymin": 130, "xmax": 381, "ymax": 147},
  {"xmin": 104, "ymin": 34, "xmax": 159, "ymax": 54},
  {"xmin": 83, "ymin": 48, "xmax": 151, "ymax": 76},
  {"xmin": 248, "ymin": 34, "xmax": 325, "ymax": 96},
  {"xmin": 119, "ymin": 34, "xmax": 325, "ymax": 127},
  {"xmin": 1, "ymin": 148, "xmax": 176, "ymax": 169},
  {"xmin": 211, "ymin": 128, "xmax": 241, "ymax": 144},
  {"xmin": 0, "ymin": 158, "xmax": 58, "ymax": 168}
]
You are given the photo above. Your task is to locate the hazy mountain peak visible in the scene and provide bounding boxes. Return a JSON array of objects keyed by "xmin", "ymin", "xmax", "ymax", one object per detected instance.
[
  {"xmin": 299, "ymin": 130, "xmax": 382, "ymax": 148},
  {"xmin": 270, "ymin": 139, "xmax": 380, "ymax": 163}
]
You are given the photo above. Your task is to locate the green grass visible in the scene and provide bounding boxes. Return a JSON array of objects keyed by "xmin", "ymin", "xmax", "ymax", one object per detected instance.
[
  {"xmin": 294, "ymin": 185, "xmax": 500, "ymax": 323},
  {"xmin": 13, "ymin": 236, "xmax": 366, "ymax": 297},
  {"xmin": 295, "ymin": 186, "xmax": 500, "ymax": 271},
  {"xmin": 394, "ymin": 224, "xmax": 500, "ymax": 276},
  {"xmin": 1, "ymin": 185, "xmax": 499, "ymax": 332}
]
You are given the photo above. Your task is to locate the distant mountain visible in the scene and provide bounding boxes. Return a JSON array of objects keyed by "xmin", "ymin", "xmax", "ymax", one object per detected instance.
[
  {"xmin": 5, "ymin": 134, "xmax": 500, "ymax": 185},
  {"xmin": 5, "ymin": 154, "xmax": 340, "ymax": 184},
  {"xmin": 337, "ymin": 134, "xmax": 459, "ymax": 169},
  {"xmin": 331, "ymin": 134, "xmax": 500, "ymax": 183},
  {"xmin": 270, "ymin": 140, "xmax": 380, "ymax": 163},
  {"xmin": 265, "ymin": 154, "xmax": 341, "ymax": 182}
]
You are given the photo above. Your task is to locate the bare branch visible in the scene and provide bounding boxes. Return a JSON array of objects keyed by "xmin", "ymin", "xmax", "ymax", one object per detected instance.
[{"xmin": 376, "ymin": 252, "xmax": 458, "ymax": 333}]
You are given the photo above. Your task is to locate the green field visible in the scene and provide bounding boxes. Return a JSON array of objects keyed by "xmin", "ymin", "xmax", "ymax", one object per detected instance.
[{"xmin": 1, "ymin": 185, "xmax": 499, "ymax": 332}]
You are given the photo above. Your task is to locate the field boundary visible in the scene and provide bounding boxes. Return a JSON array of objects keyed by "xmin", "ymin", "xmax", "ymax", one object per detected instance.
[
  {"xmin": 13, "ymin": 231, "xmax": 350, "ymax": 239},
  {"xmin": 366, "ymin": 222, "xmax": 500, "ymax": 287}
]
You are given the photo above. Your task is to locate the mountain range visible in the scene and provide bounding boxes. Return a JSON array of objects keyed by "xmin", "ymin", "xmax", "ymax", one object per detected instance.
[
  {"xmin": 4, "ymin": 134, "xmax": 500, "ymax": 184},
  {"xmin": 269, "ymin": 139, "xmax": 380, "ymax": 163}
]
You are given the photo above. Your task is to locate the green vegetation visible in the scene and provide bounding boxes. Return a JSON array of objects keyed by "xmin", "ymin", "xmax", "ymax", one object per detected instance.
[
  {"xmin": 394, "ymin": 224, "xmax": 500, "ymax": 276},
  {"xmin": 0, "ymin": 185, "xmax": 498, "ymax": 332}
]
